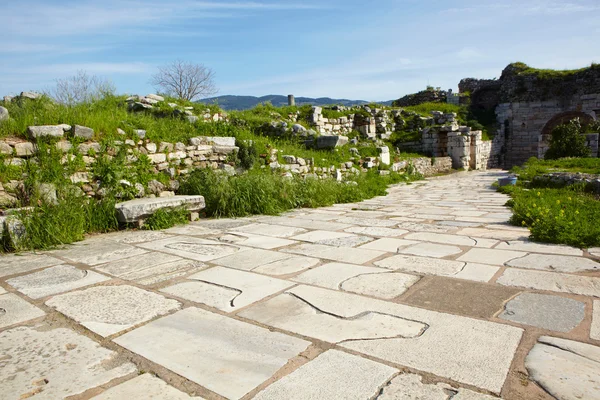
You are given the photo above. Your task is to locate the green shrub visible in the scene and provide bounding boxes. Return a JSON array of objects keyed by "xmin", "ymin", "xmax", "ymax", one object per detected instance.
[
  {"xmin": 545, "ymin": 119, "xmax": 591, "ymax": 160},
  {"xmin": 501, "ymin": 186, "xmax": 600, "ymax": 248}
]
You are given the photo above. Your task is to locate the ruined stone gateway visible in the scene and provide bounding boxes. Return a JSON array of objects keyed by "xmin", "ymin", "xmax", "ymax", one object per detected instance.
[{"xmin": 462, "ymin": 63, "xmax": 600, "ymax": 168}]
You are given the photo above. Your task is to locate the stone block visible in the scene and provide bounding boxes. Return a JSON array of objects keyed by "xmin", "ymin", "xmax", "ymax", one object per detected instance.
[
  {"xmin": 73, "ymin": 124, "xmax": 94, "ymax": 139},
  {"xmin": 27, "ymin": 125, "xmax": 64, "ymax": 139}
]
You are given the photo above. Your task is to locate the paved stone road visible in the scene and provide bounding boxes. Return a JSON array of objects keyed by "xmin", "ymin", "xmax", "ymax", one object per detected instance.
[{"xmin": 1, "ymin": 170, "xmax": 600, "ymax": 400}]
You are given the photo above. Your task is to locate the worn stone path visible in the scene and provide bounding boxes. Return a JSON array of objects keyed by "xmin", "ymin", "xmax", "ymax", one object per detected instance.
[{"xmin": 1, "ymin": 170, "xmax": 600, "ymax": 400}]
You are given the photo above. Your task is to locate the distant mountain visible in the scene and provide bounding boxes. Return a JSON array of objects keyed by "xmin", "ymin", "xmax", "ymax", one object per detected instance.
[{"xmin": 197, "ymin": 95, "xmax": 392, "ymax": 110}]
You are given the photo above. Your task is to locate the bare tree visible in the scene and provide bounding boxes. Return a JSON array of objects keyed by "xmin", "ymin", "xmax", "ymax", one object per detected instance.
[
  {"xmin": 50, "ymin": 71, "xmax": 115, "ymax": 105},
  {"xmin": 150, "ymin": 60, "xmax": 217, "ymax": 101}
]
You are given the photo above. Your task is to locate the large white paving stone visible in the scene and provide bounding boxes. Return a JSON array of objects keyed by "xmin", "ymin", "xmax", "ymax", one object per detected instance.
[
  {"xmin": 336, "ymin": 216, "xmax": 398, "ymax": 227},
  {"xmin": 217, "ymin": 232, "xmax": 296, "ymax": 249},
  {"xmin": 454, "ymin": 263, "xmax": 500, "ymax": 283},
  {"xmin": 254, "ymin": 350, "xmax": 397, "ymax": 400},
  {"xmin": 293, "ymin": 262, "xmax": 386, "ymax": 289},
  {"xmin": 115, "ymin": 307, "xmax": 311, "ymax": 400},
  {"xmin": 344, "ymin": 226, "xmax": 409, "ymax": 237},
  {"xmin": 457, "ymin": 248, "xmax": 526, "ymax": 266},
  {"xmin": 7, "ymin": 265, "xmax": 110, "ymax": 299},
  {"xmin": 395, "ymin": 222, "xmax": 453, "ymax": 233},
  {"xmin": 455, "ymin": 227, "xmax": 528, "ymax": 241},
  {"xmin": 404, "ymin": 232, "xmax": 476, "ymax": 246},
  {"xmin": 52, "ymin": 240, "xmax": 148, "ymax": 266},
  {"xmin": 495, "ymin": 240, "xmax": 583, "ymax": 256},
  {"xmin": 282, "ymin": 243, "xmax": 385, "ymax": 264},
  {"xmin": 593, "ymin": 300, "xmax": 600, "ymax": 341},
  {"xmin": 525, "ymin": 336, "xmax": 600, "ymax": 400},
  {"xmin": 341, "ymin": 271, "xmax": 420, "ymax": 299},
  {"xmin": 212, "ymin": 248, "xmax": 293, "ymax": 271},
  {"xmin": 108, "ymin": 230, "xmax": 173, "ymax": 244},
  {"xmin": 92, "ymin": 374, "xmax": 205, "ymax": 399},
  {"xmin": 290, "ymin": 230, "xmax": 372, "ymax": 247},
  {"xmin": 253, "ymin": 256, "xmax": 320, "ymax": 276},
  {"xmin": 256, "ymin": 216, "xmax": 352, "ymax": 231},
  {"xmin": 375, "ymin": 255, "xmax": 464, "ymax": 275},
  {"xmin": 0, "ymin": 326, "xmax": 136, "ymax": 399},
  {"xmin": 164, "ymin": 224, "xmax": 222, "ymax": 236},
  {"xmin": 115, "ymin": 195, "xmax": 205, "ymax": 223},
  {"xmin": 378, "ymin": 373, "xmax": 498, "ymax": 399},
  {"xmin": 0, "ymin": 293, "xmax": 45, "ymax": 328},
  {"xmin": 240, "ymin": 285, "xmax": 523, "ymax": 394},
  {"xmin": 497, "ymin": 269, "xmax": 600, "ymax": 297},
  {"xmin": 505, "ymin": 253, "xmax": 600, "ymax": 273},
  {"xmin": 293, "ymin": 262, "xmax": 419, "ymax": 299},
  {"xmin": 591, "ymin": 247, "xmax": 600, "ymax": 258},
  {"xmin": 137, "ymin": 236, "xmax": 247, "ymax": 262},
  {"xmin": 499, "ymin": 293, "xmax": 585, "ymax": 332},
  {"xmin": 398, "ymin": 242, "xmax": 463, "ymax": 258},
  {"xmin": 229, "ymin": 223, "xmax": 307, "ymax": 237},
  {"xmin": 161, "ymin": 267, "xmax": 293, "ymax": 311},
  {"xmin": 96, "ymin": 253, "xmax": 206, "ymax": 285},
  {"xmin": 46, "ymin": 285, "xmax": 181, "ymax": 337},
  {"xmin": 0, "ymin": 253, "xmax": 65, "ymax": 278},
  {"xmin": 358, "ymin": 238, "xmax": 419, "ymax": 252}
]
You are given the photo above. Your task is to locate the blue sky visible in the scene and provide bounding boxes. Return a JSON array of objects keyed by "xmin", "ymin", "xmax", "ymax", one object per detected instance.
[{"xmin": 1, "ymin": 0, "xmax": 599, "ymax": 101}]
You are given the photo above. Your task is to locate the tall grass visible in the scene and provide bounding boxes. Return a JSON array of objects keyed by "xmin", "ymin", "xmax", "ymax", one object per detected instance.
[{"xmin": 180, "ymin": 168, "xmax": 420, "ymax": 218}]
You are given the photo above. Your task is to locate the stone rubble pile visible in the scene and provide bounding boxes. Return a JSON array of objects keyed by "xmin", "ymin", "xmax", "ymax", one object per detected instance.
[{"xmin": 125, "ymin": 94, "xmax": 225, "ymax": 123}]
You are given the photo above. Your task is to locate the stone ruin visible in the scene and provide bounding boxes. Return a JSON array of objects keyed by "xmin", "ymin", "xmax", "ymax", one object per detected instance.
[{"xmin": 461, "ymin": 63, "xmax": 600, "ymax": 167}]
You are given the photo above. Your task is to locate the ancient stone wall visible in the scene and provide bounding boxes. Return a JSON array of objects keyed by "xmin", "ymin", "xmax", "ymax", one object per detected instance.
[{"xmin": 495, "ymin": 94, "xmax": 600, "ymax": 167}]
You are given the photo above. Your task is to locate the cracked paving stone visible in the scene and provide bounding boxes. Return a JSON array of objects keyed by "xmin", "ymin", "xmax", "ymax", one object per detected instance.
[
  {"xmin": 397, "ymin": 242, "xmax": 463, "ymax": 258},
  {"xmin": 253, "ymin": 350, "xmax": 397, "ymax": 400},
  {"xmin": 495, "ymin": 240, "xmax": 583, "ymax": 256},
  {"xmin": 281, "ymin": 243, "xmax": 385, "ymax": 264},
  {"xmin": 0, "ymin": 293, "xmax": 45, "ymax": 329},
  {"xmin": 0, "ymin": 253, "xmax": 65, "ymax": 278},
  {"xmin": 115, "ymin": 307, "xmax": 310, "ymax": 400},
  {"xmin": 374, "ymin": 255, "xmax": 501, "ymax": 283},
  {"xmin": 499, "ymin": 292, "xmax": 585, "ymax": 332},
  {"xmin": 107, "ymin": 230, "xmax": 173, "ymax": 244},
  {"xmin": 256, "ymin": 216, "xmax": 353, "ymax": 231},
  {"xmin": 290, "ymin": 230, "xmax": 373, "ymax": 247},
  {"xmin": 217, "ymin": 232, "xmax": 296, "ymax": 249},
  {"xmin": 160, "ymin": 267, "xmax": 293, "ymax": 311},
  {"xmin": 404, "ymin": 232, "xmax": 477, "ymax": 246},
  {"xmin": 344, "ymin": 226, "xmax": 409, "ymax": 237},
  {"xmin": 403, "ymin": 277, "xmax": 519, "ymax": 319},
  {"xmin": 6, "ymin": 265, "xmax": 110, "ymax": 299},
  {"xmin": 50, "ymin": 240, "xmax": 148, "ymax": 266},
  {"xmin": 241, "ymin": 291, "xmax": 427, "ymax": 343},
  {"xmin": 455, "ymin": 227, "xmax": 528, "ymax": 241},
  {"xmin": 293, "ymin": 262, "xmax": 419, "ymax": 299},
  {"xmin": 0, "ymin": 325, "xmax": 136, "ymax": 399},
  {"xmin": 358, "ymin": 238, "xmax": 419, "ymax": 252},
  {"xmin": 46, "ymin": 285, "xmax": 181, "ymax": 337},
  {"xmin": 252, "ymin": 256, "xmax": 320, "ymax": 276},
  {"xmin": 229, "ymin": 222, "xmax": 308, "ymax": 237},
  {"xmin": 212, "ymin": 248, "xmax": 298, "ymax": 271},
  {"xmin": 457, "ymin": 248, "xmax": 526, "ymax": 266},
  {"xmin": 378, "ymin": 373, "xmax": 499, "ymax": 399},
  {"xmin": 525, "ymin": 336, "xmax": 600, "ymax": 400},
  {"xmin": 335, "ymin": 216, "xmax": 398, "ymax": 227},
  {"xmin": 239, "ymin": 285, "xmax": 523, "ymax": 394},
  {"xmin": 91, "ymin": 373, "xmax": 205, "ymax": 399},
  {"xmin": 95, "ymin": 253, "xmax": 206, "ymax": 285},
  {"xmin": 505, "ymin": 253, "xmax": 600, "ymax": 273},
  {"xmin": 593, "ymin": 300, "xmax": 600, "ymax": 341},
  {"xmin": 496, "ymin": 268, "xmax": 600, "ymax": 297},
  {"xmin": 137, "ymin": 236, "xmax": 248, "ymax": 262}
]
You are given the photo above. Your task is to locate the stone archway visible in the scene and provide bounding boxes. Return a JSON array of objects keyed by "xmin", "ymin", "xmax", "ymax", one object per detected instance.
[{"xmin": 541, "ymin": 111, "xmax": 595, "ymax": 137}]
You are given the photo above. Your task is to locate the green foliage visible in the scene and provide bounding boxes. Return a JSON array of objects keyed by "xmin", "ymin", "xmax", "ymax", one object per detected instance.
[
  {"xmin": 180, "ymin": 168, "xmax": 421, "ymax": 218},
  {"xmin": 509, "ymin": 62, "xmax": 600, "ymax": 80},
  {"xmin": 236, "ymin": 140, "xmax": 258, "ymax": 169},
  {"xmin": 500, "ymin": 185, "xmax": 600, "ymax": 248},
  {"xmin": 143, "ymin": 207, "xmax": 189, "ymax": 230},
  {"xmin": 9, "ymin": 194, "xmax": 118, "ymax": 251},
  {"xmin": 404, "ymin": 102, "xmax": 463, "ymax": 116},
  {"xmin": 512, "ymin": 157, "xmax": 600, "ymax": 181},
  {"xmin": 545, "ymin": 119, "xmax": 591, "ymax": 160}
]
